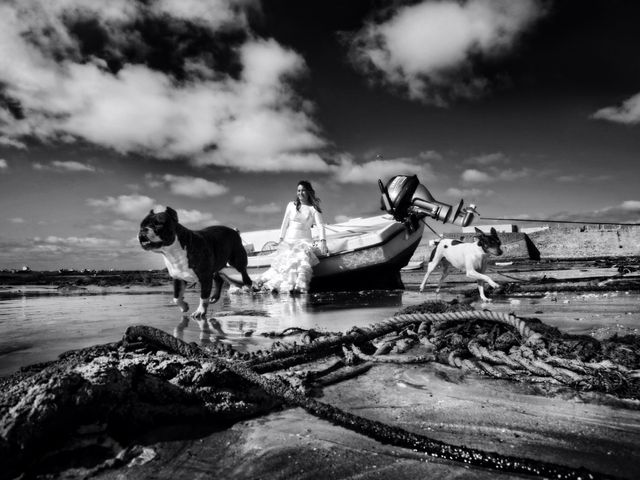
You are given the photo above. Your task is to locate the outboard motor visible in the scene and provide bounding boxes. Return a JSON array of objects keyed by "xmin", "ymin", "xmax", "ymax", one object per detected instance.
[{"xmin": 379, "ymin": 175, "xmax": 477, "ymax": 232}]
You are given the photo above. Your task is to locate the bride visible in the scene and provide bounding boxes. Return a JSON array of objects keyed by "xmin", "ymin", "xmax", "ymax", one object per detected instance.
[{"xmin": 258, "ymin": 180, "xmax": 328, "ymax": 293}]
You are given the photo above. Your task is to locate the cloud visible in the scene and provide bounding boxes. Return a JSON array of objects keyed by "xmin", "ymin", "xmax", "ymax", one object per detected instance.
[
  {"xmin": 0, "ymin": 0, "xmax": 329, "ymax": 172},
  {"xmin": 0, "ymin": 234, "xmax": 139, "ymax": 270},
  {"xmin": 461, "ymin": 168, "xmax": 492, "ymax": 184},
  {"xmin": 419, "ymin": 150, "xmax": 444, "ymax": 162},
  {"xmin": 461, "ymin": 164, "xmax": 531, "ymax": 184},
  {"xmin": 333, "ymin": 155, "xmax": 436, "ymax": 184},
  {"xmin": 0, "ymin": 159, "xmax": 7, "ymax": 171},
  {"xmin": 348, "ymin": 0, "xmax": 545, "ymax": 105},
  {"xmin": 87, "ymin": 193, "xmax": 216, "ymax": 226},
  {"xmin": 498, "ymin": 168, "xmax": 530, "ymax": 181},
  {"xmin": 87, "ymin": 193, "xmax": 216, "ymax": 227},
  {"xmin": 146, "ymin": 174, "xmax": 228, "ymax": 197},
  {"xmin": 37, "ymin": 235, "xmax": 122, "ymax": 248},
  {"xmin": 10, "ymin": 217, "xmax": 25, "ymax": 223},
  {"xmin": 233, "ymin": 195, "xmax": 247, "ymax": 205},
  {"xmin": 463, "ymin": 152, "xmax": 509, "ymax": 166},
  {"xmin": 549, "ymin": 200, "xmax": 640, "ymax": 224},
  {"xmin": 446, "ymin": 187, "xmax": 494, "ymax": 198},
  {"xmin": 621, "ymin": 200, "xmax": 640, "ymax": 210},
  {"xmin": 556, "ymin": 173, "xmax": 614, "ymax": 183},
  {"xmin": 591, "ymin": 92, "xmax": 640, "ymax": 125},
  {"xmin": 245, "ymin": 202, "xmax": 282, "ymax": 214},
  {"xmin": 87, "ymin": 194, "xmax": 158, "ymax": 220},
  {"xmin": 174, "ymin": 209, "xmax": 216, "ymax": 225},
  {"xmin": 32, "ymin": 160, "xmax": 97, "ymax": 172}
]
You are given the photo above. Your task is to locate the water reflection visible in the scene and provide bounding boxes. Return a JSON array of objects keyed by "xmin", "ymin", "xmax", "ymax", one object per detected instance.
[
  {"xmin": 169, "ymin": 290, "xmax": 407, "ymax": 352},
  {"xmin": 1, "ymin": 284, "xmax": 639, "ymax": 377}
]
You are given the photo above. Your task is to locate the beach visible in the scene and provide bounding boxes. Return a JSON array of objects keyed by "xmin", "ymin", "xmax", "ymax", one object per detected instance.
[{"xmin": 1, "ymin": 258, "xmax": 639, "ymax": 479}]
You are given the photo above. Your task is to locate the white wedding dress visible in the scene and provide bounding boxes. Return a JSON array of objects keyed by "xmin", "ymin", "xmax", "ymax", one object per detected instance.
[{"xmin": 259, "ymin": 202, "xmax": 325, "ymax": 293}]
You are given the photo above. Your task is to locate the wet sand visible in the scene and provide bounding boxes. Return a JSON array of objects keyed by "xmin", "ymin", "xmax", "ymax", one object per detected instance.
[
  {"xmin": 86, "ymin": 359, "xmax": 639, "ymax": 480},
  {"xmin": 1, "ymin": 260, "xmax": 639, "ymax": 479}
]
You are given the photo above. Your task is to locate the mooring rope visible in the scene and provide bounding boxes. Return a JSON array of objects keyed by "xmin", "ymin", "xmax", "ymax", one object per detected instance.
[{"xmin": 124, "ymin": 325, "xmax": 614, "ymax": 479}]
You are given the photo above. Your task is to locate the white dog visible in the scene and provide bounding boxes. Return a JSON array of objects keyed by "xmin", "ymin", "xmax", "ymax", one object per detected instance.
[{"xmin": 419, "ymin": 227, "xmax": 503, "ymax": 302}]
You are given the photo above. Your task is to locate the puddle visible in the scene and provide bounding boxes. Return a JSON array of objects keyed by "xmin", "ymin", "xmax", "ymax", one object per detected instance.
[{"xmin": 1, "ymin": 281, "xmax": 639, "ymax": 377}]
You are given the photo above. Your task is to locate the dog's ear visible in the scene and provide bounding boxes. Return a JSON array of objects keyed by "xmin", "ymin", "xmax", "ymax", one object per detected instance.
[
  {"xmin": 165, "ymin": 206, "xmax": 178, "ymax": 223},
  {"xmin": 490, "ymin": 227, "xmax": 498, "ymax": 236},
  {"xmin": 474, "ymin": 227, "xmax": 485, "ymax": 235}
]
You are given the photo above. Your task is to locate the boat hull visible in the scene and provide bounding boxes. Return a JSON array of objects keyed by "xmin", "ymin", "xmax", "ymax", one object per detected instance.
[
  {"xmin": 245, "ymin": 220, "xmax": 424, "ymax": 292},
  {"xmin": 310, "ymin": 233, "xmax": 422, "ymax": 291}
]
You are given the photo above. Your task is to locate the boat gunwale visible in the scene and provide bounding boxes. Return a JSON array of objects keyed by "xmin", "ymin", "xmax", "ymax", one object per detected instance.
[{"xmin": 247, "ymin": 221, "xmax": 422, "ymax": 266}]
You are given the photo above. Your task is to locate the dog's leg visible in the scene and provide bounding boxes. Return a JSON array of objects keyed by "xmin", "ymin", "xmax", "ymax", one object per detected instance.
[
  {"xmin": 173, "ymin": 279, "xmax": 189, "ymax": 313},
  {"xmin": 192, "ymin": 276, "xmax": 213, "ymax": 320},
  {"xmin": 436, "ymin": 261, "xmax": 451, "ymax": 294},
  {"xmin": 229, "ymin": 248, "xmax": 253, "ymax": 288},
  {"xmin": 465, "ymin": 267, "xmax": 498, "ymax": 302},
  {"xmin": 465, "ymin": 269, "xmax": 499, "ymax": 289},
  {"xmin": 419, "ymin": 253, "xmax": 443, "ymax": 292},
  {"xmin": 477, "ymin": 281, "xmax": 491, "ymax": 302},
  {"xmin": 209, "ymin": 272, "xmax": 224, "ymax": 304}
]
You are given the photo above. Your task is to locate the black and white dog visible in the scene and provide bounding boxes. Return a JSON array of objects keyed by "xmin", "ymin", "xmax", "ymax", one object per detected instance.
[
  {"xmin": 419, "ymin": 227, "xmax": 503, "ymax": 302},
  {"xmin": 138, "ymin": 207, "xmax": 252, "ymax": 318}
]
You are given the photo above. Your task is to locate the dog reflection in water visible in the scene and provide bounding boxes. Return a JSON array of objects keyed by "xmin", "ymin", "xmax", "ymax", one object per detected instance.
[{"xmin": 173, "ymin": 316, "xmax": 225, "ymax": 343}]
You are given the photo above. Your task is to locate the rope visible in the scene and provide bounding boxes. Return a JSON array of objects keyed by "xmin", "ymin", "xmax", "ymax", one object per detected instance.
[
  {"xmin": 124, "ymin": 325, "xmax": 612, "ymax": 479},
  {"xmin": 421, "ymin": 218, "xmax": 444, "ymax": 238},
  {"xmin": 479, "ymin": 216, "xmax": 640, "ymax": 226}
]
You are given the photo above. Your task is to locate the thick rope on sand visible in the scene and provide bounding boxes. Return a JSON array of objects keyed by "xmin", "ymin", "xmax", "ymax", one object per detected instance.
[{"xmin": 124, "ymin": 325, "xmax": 613, "ymax": 480}]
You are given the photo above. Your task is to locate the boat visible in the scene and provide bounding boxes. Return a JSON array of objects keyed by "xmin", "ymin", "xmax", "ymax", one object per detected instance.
[
  {"xmin": 228, "ymin": 175, "xmax": 479, "ymax": 292},
  {"xmin": 240, "ymin": 214, "xmax": 426, "ymax": 291}
]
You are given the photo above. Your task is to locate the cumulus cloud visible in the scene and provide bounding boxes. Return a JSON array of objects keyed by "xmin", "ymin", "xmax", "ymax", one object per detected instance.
[
  {"xmin": 0, "ymin": 0, "xmax": 329, "ymax": 172},
  {"xmin": 174, "ymin": 209, "xmax": 216, "ymax": 225},
  {"xmin": 348, "ymin": 0, "xmax": 545, "ymax": 105},
  {"xmin": 461, "ymin": 162, "xmax": 531, "ymax": 184},
  {"xmin": 591, "ymin": 92, "xmax": 640, "ymax": 125},
  {"xmin": 461, "ymin": 168, "xmax": 492, "ymax": 184},
  {"xmin": 621, "ymin": 200, "xmax": 640, "ymax": 210},
  {"xmin": 0, "ymin": 159, "xmax": 7, "ymax": 170},
  {"xmin": 245, "ymin": 202, "xmax": 282, "ymax": 214},
  {"xmin": 33, "ymin": 160, "xmax": 96, "ymax": 172},
  {"xmin": 146, "ymin": 174, "xmax": 228, "ymax": 198},
  {"xmin": 333, "ymin": 155, "xmax": 436, "ymax": 184},
  {"xmin": 87, "ymin": 193, "xmax": 216, "ymax": 226},
  {"xmin": 37, "ymin": 235, "xmax": 122, "ymax": 248},
  {"xmin": 87, "ymin": 194, "xmax": 158, "ymax": 220}
]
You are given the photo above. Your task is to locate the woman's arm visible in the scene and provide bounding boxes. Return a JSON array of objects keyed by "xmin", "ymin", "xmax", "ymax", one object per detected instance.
[
  {"xmin": 313, "ymin": 208, "xmax": 328, "ymax": 254},
  {"xmin": 279, "ymin": 202, "xmax": 292, "ymax": 242}
]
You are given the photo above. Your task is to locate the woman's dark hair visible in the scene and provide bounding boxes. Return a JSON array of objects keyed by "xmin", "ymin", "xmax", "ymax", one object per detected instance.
[{"xmin": 295, "ymin": 180, "xmax": 322, "ymax": 213}]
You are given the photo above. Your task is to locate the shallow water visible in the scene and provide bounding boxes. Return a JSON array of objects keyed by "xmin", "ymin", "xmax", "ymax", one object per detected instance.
[{"xmin": 1, "ymin": 280, "xmax": 639, "ymax": 378}]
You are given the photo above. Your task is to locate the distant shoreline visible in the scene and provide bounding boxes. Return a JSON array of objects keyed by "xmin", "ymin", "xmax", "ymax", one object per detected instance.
[
  {"xmin": 2, "ymin": 255, "xmax": 639, "ymax": 288},
  {"xmin": 0, "ymin": 270, "xmax": 171, "ymax": 287}
]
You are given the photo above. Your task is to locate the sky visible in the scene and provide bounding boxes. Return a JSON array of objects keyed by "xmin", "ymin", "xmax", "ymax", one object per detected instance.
[{"xmin": 1, "ymin": 0, "xmax": 639, "ymax": 271}]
